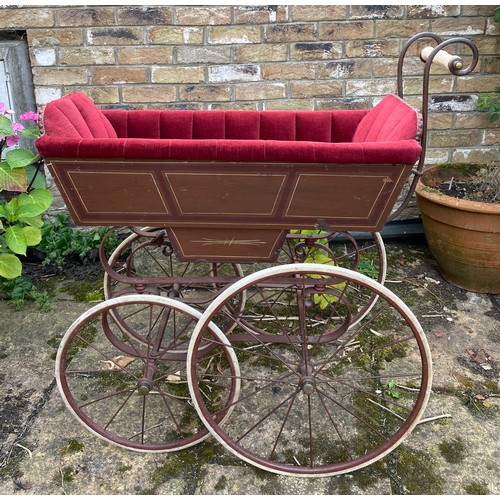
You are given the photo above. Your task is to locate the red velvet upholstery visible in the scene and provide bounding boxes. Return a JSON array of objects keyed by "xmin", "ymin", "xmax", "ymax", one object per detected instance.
[
  {"xmin": 40, "ymin": 92, "xmax": 117, "ymax": 139},
  {"xmin": 352, "ymin": 94, "xmax": 421, "ymax": 142},
  {"xmin": 36, "ymin": 92, "xmax": 422, "ymax": 165}
]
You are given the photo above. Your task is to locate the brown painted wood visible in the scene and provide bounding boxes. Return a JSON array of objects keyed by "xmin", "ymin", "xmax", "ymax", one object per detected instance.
[{"xmin": 47, "ymin": 158, "xmax": 412, "ymax": 259}]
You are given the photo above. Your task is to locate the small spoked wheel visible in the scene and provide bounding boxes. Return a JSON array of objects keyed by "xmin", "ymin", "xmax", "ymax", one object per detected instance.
[
  {"xmin": 187, "ymin": 264, "xmax": 432, "ymax": 476},
  {"xmin": 103, "ymin": 227, "xmax": 244, "ymax": 307},
  {"xmin": 56, "ymin": 295, "xmax": 239, "ymax": 452}
]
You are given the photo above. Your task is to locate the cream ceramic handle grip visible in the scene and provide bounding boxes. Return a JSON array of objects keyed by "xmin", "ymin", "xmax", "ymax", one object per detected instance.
[{"xmin": 420, "ymin": 46, "xmax": 464, "ymax": 71}]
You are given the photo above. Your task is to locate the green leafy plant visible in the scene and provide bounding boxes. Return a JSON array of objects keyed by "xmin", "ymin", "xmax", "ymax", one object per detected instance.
[
  {"xmin": 0, "ymin": 274, "xmax": 52, "ymax": 310},
  {"xmin": 0, "ymin": 105, "xmax": 52, "ymax": 279},
  {"xmin": 37, "ymin": 213, "xmax": 119, "ymax": 266},
  {"xmin": 477, "ymin": 85, "xmax": 500, "ymax": 122},
  {"xmin": 292, "ymin": 229, "xmax": 379, "ymax": 309},
  {"xmin": 382, "ymin": 379, "xmax": 401, "ymax": 399}
]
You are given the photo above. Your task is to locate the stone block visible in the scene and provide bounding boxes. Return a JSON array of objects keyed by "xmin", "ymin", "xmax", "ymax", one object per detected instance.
[
  {"xmin": 318, "ymin": 60, "xmax": 371, "ymax": 79},
  {"xmin": 179, "ymin": 85, "xmax": 231, "ymax": 102},
  {"xmin": 208, "ymin": 64, "xmax": 261, "ymax": 83},
  {"xmin": 457, "ymin": 76, "xmax": 500, "ymax": 93},
  {"xmin": 264, "ymin": 23, "xmax": 317, "ymax": 42},
  {"xmin": 290, "ymin": 42, "xmax": 342, "ymax": 61},
  {"xmin": 316, "ymin": 97, "xmax": 371, "ymax": 110},
  {"xmin": 29, "ymin": 28, "xmax": 84, "ymax": 47},
  {"xmin": 33, "ymin": 67, "xmax": 87, "ymax": 86},
  {"xmin": 148, "ymin": 27, "xmax": 203, "ymax": 45},
  {"xmin": 291, "ymin": 81, "xmax": 343, "ymax": 99},
  {"xmin": 35, "ymin": 87, "xmax": 62, "ymax": 105},
  {"xmin": 208, "ymin": 26, "xmax": 261, "ymax": 44},
  {"xmin": 350, "ymin": 5, "xmax": 404, "ymax": 19},
  {"xmin": 452, "ymin": 147, "xmax": 500, "ymax": 163},
  {"xmin": 263, "ymin": 99, "xmax": 313, "ymax": 110},
  {"xmin": 32, "ymin": 47, "xmax": 57, "ymax": 67},
  {"xmin": 177, "ymin": 46, "xmax": 231, "ymax": 64},
  {"xmin": 63, "ymin": 86, "xmax": 120, "ymax": 104},
  {"xmin": 59, "ymin": 47, "xmax": 115, "ymax": 66},
  {"xmin": 87, "ymin": 27, "xmax": 143, "ymax": 45},
  {"xmin": 92, "ymin": 67, "xmax": 147, "ymax": 85},
  {"xmin": 0, "ymin": 8, "xmax": 53, "ymax": 28},
  {"xmin": 57, "ymin": 7, "xmax": 115, "ymax": 26},
  {"xmin": 346, "ymin": 79, "xmax": 395, "ymax": 97},
  {"xmin": 319, "ymin": 21, "xmax": 374, "ymax": 40},
  {"xmin": 234, "ymin": 82, "xmax": 286, "ymax": 100},
  {"xmin": 234, "ymin": 6, "xmax": 287, "ymax": 24},
  {"xmin": 122, "ymin": 86, "xmax": 176, "ymax": 103},
  {"xmin": 429, "ymin": 129, "xmax": 480, "ymax": 148},
  {"xmin": 345, "ymin": 40, "xmax": 399, "ymax": 58},
  {"xmin": 262, "ymin": 62, "xmax": 315, "ymax": 81},
  {"xmin": 482, "ymin": 129, "xmax": 500, "ymax": 146},
  {"xmin": 152, "ymin": 66, "xmax": 204, "ymax": 84},
  {"xmin": 432, "ymin": 17, "xmax": 486, "ymax": 36},
  {"xmin": 234, "ymin": 44, "xmax": 288, "ymax": 63},
  {"xmin": 375, "ymin": 20, "xmax": 431, "ymax": 38},
  {"xmin": 407, "ymin": 5, "xmax": 460, "ymax": 18},
  {"xmin": 116, "ymin": 6, "xmax": 173, "ymax": 25},
  {"xmin": 291, "ymin": 6, "xmax": 346, "ymax": 21},
  {"xmin": 175, "ymin": 6, "xmax": 231, "ymax": 25},
  {"xmin": 117, "ymin": 47, "xmax": 173, "ymax": 65}
]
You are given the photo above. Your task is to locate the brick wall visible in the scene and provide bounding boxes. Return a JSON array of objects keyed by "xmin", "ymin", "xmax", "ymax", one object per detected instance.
[{"xmin": 1, "ymin": 4, "xmax": 498, "ymax": 164}]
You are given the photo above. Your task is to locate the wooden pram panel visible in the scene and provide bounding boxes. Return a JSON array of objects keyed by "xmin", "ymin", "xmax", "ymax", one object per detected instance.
[{"xmin": 47, "ymin": 159, "xmax": 412, "ymax": 260}]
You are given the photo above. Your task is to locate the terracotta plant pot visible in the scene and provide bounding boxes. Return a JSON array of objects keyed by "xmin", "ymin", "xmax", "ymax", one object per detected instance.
[{"xmin": 415, "ymin": 164, "xmax": 500, "ymax": 294}]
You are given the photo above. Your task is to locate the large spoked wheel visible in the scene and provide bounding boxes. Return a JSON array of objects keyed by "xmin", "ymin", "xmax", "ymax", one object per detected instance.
[
  {"xmin": 103, "ymin": 227, "xmax": 244, "ymax": 307},
  {"xmin": 56, "ymin": 295, "xmax": 239, "ymax": 452},
  {"xmin": 187, "ymin": 264, "xmax": 432, "ymax": 477}
]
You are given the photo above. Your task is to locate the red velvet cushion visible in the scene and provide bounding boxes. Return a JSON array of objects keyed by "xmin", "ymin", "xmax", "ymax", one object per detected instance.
[
  {"xmin": 41, "ymin": 92, "xmax": 117, "ymax": 139},
  {"xmin": 36, "ymin": 93, "xmax": 422, "ymax": 165},
  {"xmin": 36, "ymin": 136, "xmax": 422, "ymax": 165},
  {"xmin": 352, "ymin": 94, "xmax": 421, "ymax": 142}
]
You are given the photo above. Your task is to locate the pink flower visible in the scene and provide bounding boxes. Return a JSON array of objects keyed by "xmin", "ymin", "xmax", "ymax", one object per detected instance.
[
  {"xmin": 12, "ymin": 122, "xmax": 24, "ymax": 132},
  {"xmin": 0, "ymin": 102, "xmax": 14, "ymax": 115},
  {"xmin": 6, "ymin": 134, "xmax": 20, "ymax": 147},
  {"xmin": 20, "ymin": 111, "xmax": 38, "ymax": 121}
]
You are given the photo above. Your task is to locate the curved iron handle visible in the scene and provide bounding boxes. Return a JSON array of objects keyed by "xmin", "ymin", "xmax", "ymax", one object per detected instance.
[{"xmin": 389, "ymin": 32, "xmax": 479, "ymax": 223}]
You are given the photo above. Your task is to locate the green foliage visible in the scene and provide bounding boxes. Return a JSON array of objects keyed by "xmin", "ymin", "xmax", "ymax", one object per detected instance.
[
  {"xmin": 0, "ymin": 106, "xmax": 52, "ymax": 279},
  {"xmin": 291, "ymin": 229, "xmax": 379, "ymax": 309},
  {"xmin": 477, "ymin": 85, "xmax": 500, "ymax": 122},
  {"xmin": 0, "ymin": 275, "xmax": 52, "ymax": 310},
  {"xmin": 382, "ymin": 379, "xmax": 401, "ymax": 399},
  {"xmin": 37, "ymin": 213, "xmax": 118, "ymax": 266}
]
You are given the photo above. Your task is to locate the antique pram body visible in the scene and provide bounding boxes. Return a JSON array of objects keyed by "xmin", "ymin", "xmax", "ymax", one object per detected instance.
[{"xmin": 34, "ymin": 33, "xmax": 477, "ymax": 477}]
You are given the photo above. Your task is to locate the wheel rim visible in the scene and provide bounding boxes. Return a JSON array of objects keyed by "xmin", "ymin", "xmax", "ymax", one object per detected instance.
[
  {"xmin": 187, "ymin": 264, "xmax": 432, "ymax": 476},
  {"xmin": 103, "ymin": 227, "xmax": 244, "ymax": 306},
  {"xmin": 56, "ymin": 295, "xmax": 239, "ymax": 452}
]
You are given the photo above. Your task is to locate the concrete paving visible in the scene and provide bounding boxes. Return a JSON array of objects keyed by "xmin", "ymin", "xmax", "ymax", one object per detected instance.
[{"xmin": 0, "ymin": 239, "xmax": 498, "ymax": 495}]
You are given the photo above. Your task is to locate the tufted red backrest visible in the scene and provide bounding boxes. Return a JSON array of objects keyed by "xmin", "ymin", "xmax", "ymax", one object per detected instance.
[
  {"xmin": 351, "ymin": 94, "xmax": 421, "ymax": 143},
  {"xmin": 101, "ymin": 108, "xmax": 367, "ymax": 143},
  {"xmin": 41, "ymin": 92, "xmax": 117, "ymax": 139}
]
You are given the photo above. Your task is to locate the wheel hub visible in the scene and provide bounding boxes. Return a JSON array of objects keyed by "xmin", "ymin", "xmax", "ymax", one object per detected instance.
[
  {"xmin": 137, "ymin": 379, "xmax": 153, "ymax": 396},
  {"xmin": 299, "ymin": 361, "xmax": 316, "ymax": 394}
]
